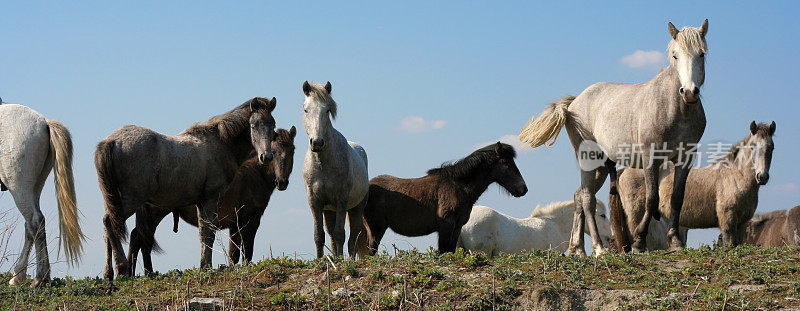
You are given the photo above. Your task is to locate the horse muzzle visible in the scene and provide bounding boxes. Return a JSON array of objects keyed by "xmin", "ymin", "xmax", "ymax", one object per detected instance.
[
  {"xmin": 680, "ymin": 86, "xmax": 700, "ymax": 104},
  {"xmin": 276, "ymin": 179, "xmax": 289, "ymax": 191},
  {"xmin": 259, "ymin": 152, "xmax": 274, "ymax": 164},
  {"xmin": 310, "ymin": 138, "xmax": 325, "ymax": 152},
  {"xmin": 512, "ymin": 184, "xmax": 528, "ymax": 197},
  {"xmin": 756, "ymin": 172, "xmax": 769, "ymax": 185}
]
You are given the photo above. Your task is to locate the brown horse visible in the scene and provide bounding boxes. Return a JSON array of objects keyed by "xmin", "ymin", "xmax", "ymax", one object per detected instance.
[
  {"xmin": 740, "ymin": 206, "xmax": 800, "ymax": 247},
  {"xmin": 127, "ymin": 127, "xmax": 296, "ymax": 275},
  {"xmin": 361, "ymin": 142, "xmax": 528, "ymax": 255}
]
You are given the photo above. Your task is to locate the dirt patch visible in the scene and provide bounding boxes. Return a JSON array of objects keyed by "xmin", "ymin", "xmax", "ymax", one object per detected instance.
[{"xmin": 515, "ymin": 288, "xmax": 649, "ymax": 311}]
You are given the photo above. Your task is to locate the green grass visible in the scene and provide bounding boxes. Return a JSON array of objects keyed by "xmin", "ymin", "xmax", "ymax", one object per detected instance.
[{"xmin": 2, "ymin": 245, "xmax": 799, "ymax": 310}]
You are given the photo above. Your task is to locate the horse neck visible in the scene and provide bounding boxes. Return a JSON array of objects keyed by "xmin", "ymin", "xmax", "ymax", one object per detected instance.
[
  {"xmin": 224, "ymin": 132, "xmax": 255, "ymax": 164},
  {"xmin": 309, "ymin": 125, "xmax": 347, "ymax": 164},
  {"xmin": 728, "ymin": 147, "xmax": 760, "ymax": 190},
  {"xmin": 648, "ymin": 66, "xmax": 687, "ymax": 110},
  {"xmin": 455, "ymin": 168, "xmax": 494, "ymax": 205}
]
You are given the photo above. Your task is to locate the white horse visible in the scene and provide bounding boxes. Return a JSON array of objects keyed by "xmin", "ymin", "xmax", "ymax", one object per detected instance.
[
  {"xmin": 0, "ymin": 104, "xmax": 83, "ymax": 287},
  {"xmin": 301, "ymin": 81, "xmax": 369, "ymax": 258},
  {"xmin": 458, "ymin": 201, "xmax": 611, "ymax": 256},
  {"xmin": 520, "ymin": 20, "xmax": 709, "ymax": 255},
  {"xmin": 457, "ymin": 201, "xmax": 684, "ymax": 256}
]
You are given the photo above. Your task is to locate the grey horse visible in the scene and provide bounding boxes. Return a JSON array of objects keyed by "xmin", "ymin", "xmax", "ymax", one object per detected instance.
[
  {"xmin": 96, "ymin": 97, "xmax": 276, "ymax": 280},
  {"xmin": 301, "ymin": 81, "xmax": 369, "ymax": 258},
  {"xmin": 520, "ymin": 20, "xmax": 709, "ymax": 254}
]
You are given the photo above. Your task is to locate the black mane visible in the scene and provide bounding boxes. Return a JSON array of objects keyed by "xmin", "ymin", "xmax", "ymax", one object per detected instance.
[{"xmin": 427, "ymin": 143, "xmax": 516, "ymax": 179}]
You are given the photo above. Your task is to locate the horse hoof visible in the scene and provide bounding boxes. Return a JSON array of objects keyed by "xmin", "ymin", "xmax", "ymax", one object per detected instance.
[
  {"xmin": 593, "ymin": 248, "xmax": 607, "ymax": 257},
  {"xmin": 30, "ymin": 277, "xmax": 48, "ymax": 288},
  {"xmin": 8, "ymin": 274, "xmax": 26, "ymax": 286}
]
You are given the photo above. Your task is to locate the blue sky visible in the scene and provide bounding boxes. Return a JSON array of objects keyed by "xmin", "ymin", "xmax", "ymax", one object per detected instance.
[{"xmin": 1, "ymin": 1, "xmax": 798, "ymax": 278}]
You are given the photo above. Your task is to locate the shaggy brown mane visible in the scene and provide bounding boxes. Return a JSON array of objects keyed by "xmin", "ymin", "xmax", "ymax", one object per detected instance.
[
  {"xmin": 713, "ymin": 122, "xmax": 773, "ymax": 165},
  {"xmin": 184, "ymin": 97, "xmax": 272, "ymax": 142},
  {"xmin": 427, "ymin": 143, "xmax": 516, "ymax": 179}
]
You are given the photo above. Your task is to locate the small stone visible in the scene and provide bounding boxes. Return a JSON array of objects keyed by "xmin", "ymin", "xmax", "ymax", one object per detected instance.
[
  {"xmin": 332, "ymin": 288, "xmax": 355, "ymax": 298},
  {"xmin": 186, "ymin": 297, "xmax": 224, "ymax": 311}
]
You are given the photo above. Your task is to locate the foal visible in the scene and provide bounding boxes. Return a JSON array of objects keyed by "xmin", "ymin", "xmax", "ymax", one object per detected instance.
[
  {"xmin": 127, "ymin": 127, "xmax": 296, "ymax": 274},
  {"xmin": 615, "ymin": 121, "xmax": 775, "ymax": 248},
  {"xmin": 362, "ymin": 142, "xmax": 527, "ymax": 255}
]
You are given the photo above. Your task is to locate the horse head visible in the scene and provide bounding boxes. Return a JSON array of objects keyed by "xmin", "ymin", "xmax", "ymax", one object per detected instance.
[{"xmin": 667, "ymin": 19, "xmax": 708, "ymax": 104}]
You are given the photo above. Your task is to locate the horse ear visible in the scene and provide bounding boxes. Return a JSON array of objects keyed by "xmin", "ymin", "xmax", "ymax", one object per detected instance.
[
  {"xmin": 750, "ymin": 121, "xmax": 758, "ymax": 135},
  {"xmin": 700, "ymin": 19, "xmax": 708, "ymax": 37},
  {"xmin": 324, "ymin": 81, "xmax": 332, "ymax": 94},
  {"xmin": 303, "ymin": 81, "xmax": 311, "ymax": 96},
  {"xmin": 668, "ymin": 22, "xmax": 679, "ymax": 39},
  {"xmin": 267, "ymin": 97, "xmax": 277, "ymax": 112},
  {"xmin": 494, "ymin": 141, "xmax": 502, "ymax": 153},
  {"xmin": 769, "ymin": 121, "xmax": 776, "ymax": 135},
  {"xmin": 289, "ymin": 125, "xmax": 297, "ymax": 138},
  {"xmin": 249, "ymin": 98, "xmax": 261, "ymax": 112}
]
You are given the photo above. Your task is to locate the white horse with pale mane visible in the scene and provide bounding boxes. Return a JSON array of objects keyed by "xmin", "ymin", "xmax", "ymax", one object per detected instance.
[
  {"xmin": 0, "ymin": 102, "xmax": 84, "ymax": 287},
  {"xmin": 520, "ymin": 20, "xmax": 709, "ymax": 255},
  {"xmin": 457, "ymin": 200, "xmax": 684, "ymax": 256}
]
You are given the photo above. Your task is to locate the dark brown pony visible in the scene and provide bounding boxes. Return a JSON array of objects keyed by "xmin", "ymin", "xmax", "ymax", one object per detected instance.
[
  {"xmin": 127, "ymin": 127, "xmax": 296, "ymax": 275},
  {"xmin": 740, "ymin": 206, "xmax": 800, "ymax": 247},
  {"xmin": 361, "ymin": 142, "xmax": 527, "ymax": 255}
]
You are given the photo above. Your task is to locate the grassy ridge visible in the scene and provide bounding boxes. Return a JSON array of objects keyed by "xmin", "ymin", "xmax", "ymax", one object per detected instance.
[{"xmin": 2, "ymin": 245, "xmax": 799, "ymax": 310}]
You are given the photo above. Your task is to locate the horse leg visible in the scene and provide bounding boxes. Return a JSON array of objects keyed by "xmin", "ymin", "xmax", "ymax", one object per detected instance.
[
  {"xmin": 568, "ymin": 188, "xmax": 587, "ymax": 256},
  {"xmin": 197, "ymin": 199, "xmax": 219, "ymax": 269},
  {"xmin": 141, "ymin": 208, "xmax": 170, "ymax": 275},
  {"xmin": 127, "ymin": 227, "xmax": 142, "ymax": 276},
  {"xmin": 323, "ymin": 209, "xmax": 346, "ymax": 257},
  {"xmin": 579, "ymin": 169, "xmax": 608, "ymax": 256},
  {"xmin": 632, "ymin": 160, "xmax": 662, "ymax": 252},
  {"xmin": 346, "ymin": 198, "xmax": 366, "ymax": 259},
  {"xmin": 310, "ymin": 202, "xmax": 325, "ymax": 258},
  {"xmin": 228, "ymin": 227, "xmax": 242, "ymax": 266},
  {"xmin": 666, "ymin": 165, "xmax": 690, "ymax": 251},
  {"xmin": 437, "ymin": 220, "xmax": 457, "ymax": 253},
  {"xmin": 103, "ymin": 215, "xmax": 116, "ymax": 280},
  {"xmin": 9, "ymin": 190, "xmax": 36, "ymax": 286},
  {"xmin": 241, "ymin": 221, "xmax": 259, "ymax": 263}
]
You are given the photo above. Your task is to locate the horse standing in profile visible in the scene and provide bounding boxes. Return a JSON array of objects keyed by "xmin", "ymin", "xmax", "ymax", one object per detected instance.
[
  {"xmin": 361, "ymin": 142, "xmax": 527, "ymax": 255},
  {"xmin": 301, "ymin": 81, "xmax": 369, "ymax": 258},
  {"xmin": 96, "ymin": 97, "xmax": 276, "ymax": 280},
  {"xmin": 520, "ymin": 20, "xmax": 709, "ymax": 254},
  {"xmin": 126, "ymin": 127, "xmax": 296, "ymax": 275},
  {"xmin": 0, "ymin": 104, "xmax": 84, "ymax": 287},
  {"xmin": 740, "ymin": 205, "xmax": 800, "ymax": 247},
  {"xmin": 458, "ymin": 201, "xmax": 611, "ymax": 256},
  {"xmin": 614, "ymin": 121, "xmax": 776, "ymax": 248}
]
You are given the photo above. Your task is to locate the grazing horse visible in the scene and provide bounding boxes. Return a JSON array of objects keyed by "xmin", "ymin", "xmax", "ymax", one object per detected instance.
[
  {"xmin": 0, "ymin": 104, "xmax": 84, "ymax": 287},
  {"xmin": 301, "ymin": 81, "xmax": 369, "ymax": 258},
  {"xmin": 457, "ymin": 201, "xmax": 611, "ymax": 256},
  {"xmin": 126, "ymin": 127, "xmax": 296, "ymax": 275},
  {"xmin": 96, "ymin": 97, "xmax": 276, "ymax": 280},
  {"xmin": 520, "ymin": 20, "xmax": 709, "ymax": 254},
  {"xmin": 741, "ymin": 206, "xmax": 800, "ymax": 247},
  {"xmin": 614, "ymin": 122, "xmax": 776, "ymax": 248},
  {"xmin": 362, "ymin": 142, "xmax": 528, "ymax": 255}
]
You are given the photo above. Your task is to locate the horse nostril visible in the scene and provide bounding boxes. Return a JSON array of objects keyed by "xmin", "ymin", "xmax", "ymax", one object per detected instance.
[
  {"xmin": 679, "ymin": 87, "xmax": 685, "ymax": 94},
  {"xmin": 692, "ymin": 88, "xmax": 700, "ymax": 95}
]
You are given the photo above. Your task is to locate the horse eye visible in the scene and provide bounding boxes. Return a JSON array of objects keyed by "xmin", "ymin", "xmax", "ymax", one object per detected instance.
[
  {"xmin": 303, "ymin": 109, "xmax": 308, "ymax": 113},
  {"xmin": 673, "ymin": 55, "xmax": 678, "ymax": 60},
  {"xmin": 600, "ymin": 214, "xmax": 606, "ymax": 218},
  {"xmin": 699, "ymin": 53, "xmax": 705, "ymax": 57}
]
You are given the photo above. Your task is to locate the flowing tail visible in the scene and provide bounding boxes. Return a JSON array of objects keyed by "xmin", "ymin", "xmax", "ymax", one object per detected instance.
[
  {"xmin": 95, "ymin": 139, "xmax": 128, "ymax": 243},
  {"xmin": 519, "ymin": 96, "xmax": 575, "ymax": 148},
  {"xmin": 47, "ymin": 120, "xmax": 85, "ymax": 265},
  {"xmin": 608, "ymin": 167, "xmax": 632, "ymax": 252}
]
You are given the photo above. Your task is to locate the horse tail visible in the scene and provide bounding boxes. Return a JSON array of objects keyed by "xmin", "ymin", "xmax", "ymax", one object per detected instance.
[
  {"xmin": 135, "ymin": 207, "xmax": 162, "ymax": 254},
  {"xmin": 47, "ymin": 120, "xmax": 85, "ymax": 265},
  {"xmin": 519, "ymin": 95, "xmax": 574, "ymax": 148},
  {"xmin": 609, "ymin": 168, "xmax": 632, "ymax": 252},
  {"xmin": 95, "ymin": 139, "xmax": 128, "ymax": 242}
]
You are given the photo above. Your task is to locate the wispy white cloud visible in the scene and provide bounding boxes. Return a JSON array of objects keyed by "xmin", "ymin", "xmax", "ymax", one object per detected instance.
[
  {"xmin": 766, "ymin": 182, "xmax": 800, "ymax": 196},
  {"xmin": 620, "ymin": 50, "xmax": 665, "ymax": 68},
  {"xmin": 398, "ymin": 116, "xmax": 448, "ymax": 134},
  {"xmin": 474, "ymin": 134, "xmax": 533, "ymax": 153}
]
